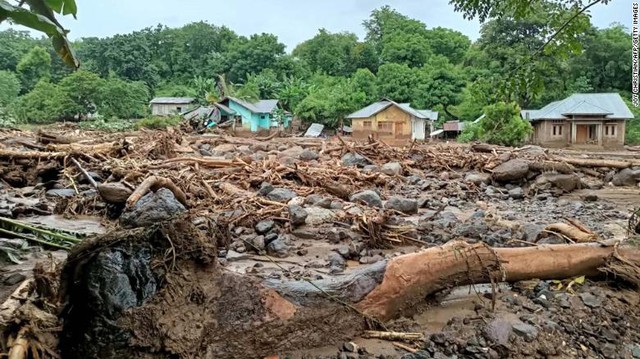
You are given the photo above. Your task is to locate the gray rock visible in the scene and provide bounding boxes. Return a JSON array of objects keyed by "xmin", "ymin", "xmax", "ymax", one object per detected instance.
[
  {"xmin": 536, "ymin": 173, "xmax": 581, "ymax": 192},
  {"xmin": 46, "ymin": 188, "xmax": 77, "ymax": 198},
  {"xmin": 336, "ymin": 246, "xmax": 351, "ymax": 259},
  {"xmin": 456, "ymin": 219, "xmax": 489, "ymax": 238},
  {"xmin": 508, "ymin": 187, "xmax": 524, "ymax": 199},
  {"xmin": 484, "ymin": 319, "xmax": 513, "ymax": 346},
  {"xmin": 266, "ymin": 238, "xmax": 288, "ymax": 257},
  {"xmin": 120, "ymin": 188, "xmax": 186, "ymax": 228},
  {"xmin": 255, "ymin": 220, "xmax": 275, "ymax": 234},
  {"xmin": 258, "ymin": 182, "xmax": 274, "ymax": 196},
  {"xmin": 299, "ymin": 149, "xmax": 319, "ymax": 161},
  {"xmin": 226, "ymin": 250, "xmax": 251, "ymax": 261},
  {"xmin": 199, "ymin": 148, "xmax": 213, "ymax": 156},
  {"xmin": 362, "ymin": 165, "xmax": 380, "ymax": 173},
  {"xmin": 288, "ymin": 205, "xmax": 308, "ymax": 226},
  {"xmin": 341, "ymin": 152, "xmax": 372, "ymax": 167},
  {"xmin": 264, "ymin": 232, "xmax": 279, "ymax": 244},
  {"xmin": 381, "ymin": 162, "xmax": 403, "ymax": 176},
  {"xmin": 385, "ymin": 196, "xmax": 418, "ymax": 214},
  {"xmin": 252, "ymin": 236, "xmax": 266, "ymax": 252},
  {"xmin": 522, "ymin": 223, "xmax": 545, "ymax": 242},
  {"xmin": 315, "ymin": 198, "xmax": 332, "ymax": 209},
  {"xmin": 612, "ymin": 168, "xmax": 640, "ymax": 186},
  {"xmin": 465, "ymin": 172, "xmax": 491, "ymax": 185},
  {"xmin": 330, "ymin": 201, "xmax": 344, "ymax": 210},
  {"xmin": 579, "ymin": 292, "xmax": 602, "ymax": 308},
  {"xmin": 582, "ymin": 192, "xmax": 599, "ymax": 202},
  {"xmin": 628, "ymin": 344, "xmax": 640, "ymax": 358},
  {"xmin": 350, "ymin": 190, "xmax": 382, "ymax": 208},
  {"xmin": 304, "ymin": 194, "xmax": 323, "ymax": 205},
  {"xmin": 305, "ymin": 207, "xmax": 336, "ymax": 225},
  {"xmin": 3, "ymin": 273, "xmax": 26, "ymax": 286},
  {"xmin": 512, "ymin": 323, "xmax": 539, "ymax": 341},
  {"xmin": 328, "ymin": 252, "xmax": 346, "ymax": 269},
  {"xmin": 492, "ymin": 159, "xmax": 530, "ymax": 182},
  {"xmin": 266, "ymin": 188, "xmax": 297, "ymax": 202}
]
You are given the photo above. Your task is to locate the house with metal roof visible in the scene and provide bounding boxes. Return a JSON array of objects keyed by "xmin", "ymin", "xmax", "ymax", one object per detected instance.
[
  {"xmin": 219, "ymin": 97, "xmax": 291, "ymax": 132},
  {"xmin": 521, "ymin": 93, "xmax": 633, "ymax": 148},
  {"xmin": 149, "ymin": 97, "xmax": 197, "ymax": 116},
  {"xmin": 346, "ymin": 99, "xmax": 439, "ymax": 141}
]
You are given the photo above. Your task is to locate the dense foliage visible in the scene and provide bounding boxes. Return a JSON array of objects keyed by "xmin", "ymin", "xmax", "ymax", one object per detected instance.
[
  {"xmin": 459, "ymin": 102, "xmax": 532, "ymax": 146},
  {"xmin": 0, "ymin": 2, "xmax": 633, "ymax": 139}
]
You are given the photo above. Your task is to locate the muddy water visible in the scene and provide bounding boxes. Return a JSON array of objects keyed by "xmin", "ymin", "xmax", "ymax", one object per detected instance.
[
  {"xmin": 19, "ymin": 215, "xmax": 106, "ymax": 235},
  {"xmin": 290, "ymin": 284, "xmax": 511, "ymax": 358}
]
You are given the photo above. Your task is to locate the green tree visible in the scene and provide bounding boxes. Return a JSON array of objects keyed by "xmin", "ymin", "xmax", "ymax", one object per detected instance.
[
  {"xmin": 425, "ymin": 27, "xmax": 471, "ymax": 64},
  {"xmin": 293, "ymin": 29, "xmax": 360, "ymax": 76},
  {"xmin": 416, "ymin": 57, "xmax": 466, "ymax": 119},
  {"xmin": 223, "ymin": 33, "xmax": 286, "ymax": 82},
  {"xmin": 295, "ymin": 77, "xmax": 364, "ymax": 128},
  {"xmin": 277, "ymin": 76, "xmax": 311, "ymax": 112},
  {"xmin": 58, "ymin": 70, "xmax": 105, "ymax": 118},
  {"xmin": 380, "ymin": 32, "xmax": 431, "ymax": 67},
  {"xmin": 0, "ymin": 70, "xmax": 21, "ymax": 106},
  {"xmin": 16, "ymin": 46, "xmax": 51, "ymax": 92},
  {"xmin": 99, "ymin": 75, "xmax": 149, "ymax": 118},
  {"xmin": 376, "ymin": 63, "xmax": 418, "ymax": 103},
  {"xmin": 351, "ymin": 68, "xmax": 378, "ymax": 103},
  {"xmin": 11, "ymin": 80, "xmax": 70, "ymax": 123},
  {"xmin": 0, "ymin": 29, "xmax": 33, "ymax": 72},
  {"xmin": 459, "ymin": 101, "xmax": 532, "ymax": 146}
]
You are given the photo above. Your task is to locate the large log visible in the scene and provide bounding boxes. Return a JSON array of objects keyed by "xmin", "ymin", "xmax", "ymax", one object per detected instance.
[
  {"xmin": 555, "ymin": 157, "xmax": 632, "ymax": 169},
  {"xmin": 58, "ymin": 219, "xmax": 640, "ymax": 359}
]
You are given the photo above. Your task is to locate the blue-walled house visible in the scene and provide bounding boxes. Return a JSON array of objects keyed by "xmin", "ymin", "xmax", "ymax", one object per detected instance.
[{"xmin": 220, "ymin": 97, "xmax": 292, "ymax": 132}]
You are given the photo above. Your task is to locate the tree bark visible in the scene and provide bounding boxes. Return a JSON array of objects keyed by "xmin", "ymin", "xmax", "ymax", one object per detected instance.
[{"xmin": 125, "ymin": 176, "xmax": 189, "ymax": 209}]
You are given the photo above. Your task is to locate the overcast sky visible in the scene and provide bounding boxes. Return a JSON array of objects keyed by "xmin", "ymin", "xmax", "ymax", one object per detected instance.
[{"xmin": 5, "ymin": 0, "xmax": 628, "ymax": 50}]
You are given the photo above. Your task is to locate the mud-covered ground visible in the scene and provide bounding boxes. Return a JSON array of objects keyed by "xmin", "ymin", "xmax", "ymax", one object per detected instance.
[{"xmin": 2, "ymin": 127, "xmax": 640, "ymax": 358}]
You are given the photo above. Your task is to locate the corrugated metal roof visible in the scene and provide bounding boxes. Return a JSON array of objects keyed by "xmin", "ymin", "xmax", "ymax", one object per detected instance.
[
  {"xmin": 443, "ymin": 121, "xmax": 464, "ymax": 132},
  {"xmin": 228, "ymin": 97, "xmax": 279, "ymax": 114},
  {"xmin": 346, "ymin": 99, "xmax": 435, "ymax": 120},
  {"xmin": 346, "ymin": 101, "xmax": 393, "ymax": 118},
  {"xmin": 304, "ymin": 123, "xmax": 324, "ymax": 137},
  {"xmin": 524, "ymin": 93, "xmax": 632, "ymax": 121},
  {"xmin": 417, "ymin": 109, "xmax": 439, "ymax": 120},
  {"xmin": 150, "ymin": 97, "xmax": 195, "ymax": 104}
]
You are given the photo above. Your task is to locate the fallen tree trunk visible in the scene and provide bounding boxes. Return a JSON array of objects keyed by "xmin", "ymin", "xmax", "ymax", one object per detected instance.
[
  {"xmin": 56, "ymin": 217, "xmax": 640, "ymax": 359},
  {"xmin": 555, "ymin": 157, "xmax": 632, "ymax": 169}
]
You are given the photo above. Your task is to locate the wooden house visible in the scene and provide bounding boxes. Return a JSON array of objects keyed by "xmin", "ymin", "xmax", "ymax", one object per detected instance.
[
  {"xmin": 150, "ymin": 97, "xmax": 196, "ymax": 116},
  {"xmin": 346, "ymin": 99, "xmax": 438, "ymax": 142}
]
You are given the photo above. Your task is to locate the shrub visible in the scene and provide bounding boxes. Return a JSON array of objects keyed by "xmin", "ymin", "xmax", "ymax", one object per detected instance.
[{"xmin": 459, "ymin": 101, "xmax": 532, "ymax": 147}]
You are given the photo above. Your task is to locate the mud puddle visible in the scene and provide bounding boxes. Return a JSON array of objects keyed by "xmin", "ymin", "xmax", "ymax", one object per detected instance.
[
  {"xmin": 289, "ymin": 284, "xmax": 511, "ymax": 358},
  {"xmin": 19, "ymin": 215, "xmax": 106, "ymax": 235}
]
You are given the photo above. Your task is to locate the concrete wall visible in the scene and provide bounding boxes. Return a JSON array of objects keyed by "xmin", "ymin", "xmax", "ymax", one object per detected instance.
[
  {"xmin": 352, "ymin": 105, "xmax": 413, "ymax": 141},
  {"xmin": 151, "ymin": 104, "xmax": 187, "ymax": 116},
  {"xmin": 601, "ymin": 120, "xmax": 626, "ymax": 148},
  {"xmin": 532, "ymin": 118, "xmax": 626, "ymax": 148}
]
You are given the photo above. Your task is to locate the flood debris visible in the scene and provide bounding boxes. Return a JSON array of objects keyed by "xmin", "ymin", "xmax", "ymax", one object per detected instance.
[{"xmin": 1, "ymin": 125, "xmax": 640, "ymax": 358}]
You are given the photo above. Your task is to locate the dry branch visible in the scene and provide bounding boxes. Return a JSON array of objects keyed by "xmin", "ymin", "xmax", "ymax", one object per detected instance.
[
  {"xmin": 126, "ymin": 176, "xmax": 188, "ymax": 209},
  {"xmin": 543, "ymin": 223, "xmax": 598, "ymax": 243}
]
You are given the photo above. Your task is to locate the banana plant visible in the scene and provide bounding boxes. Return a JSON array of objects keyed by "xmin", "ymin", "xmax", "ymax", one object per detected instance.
[{"xmin": 0, "ymin": 0, "xmax": 79, "ymax": 68}]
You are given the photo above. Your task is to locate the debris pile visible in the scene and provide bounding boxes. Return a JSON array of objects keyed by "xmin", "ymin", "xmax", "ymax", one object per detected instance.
[{"xmin": 1, "ymin": 125, "xmax": 640, "ymax": 358}]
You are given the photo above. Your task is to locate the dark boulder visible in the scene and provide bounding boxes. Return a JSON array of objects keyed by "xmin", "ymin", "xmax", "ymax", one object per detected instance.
[{"xmin": 120, "ymin": 188, "xmax": 186, "ymax": 228}]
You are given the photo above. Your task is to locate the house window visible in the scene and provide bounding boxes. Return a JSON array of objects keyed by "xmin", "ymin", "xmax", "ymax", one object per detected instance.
[
  {"xmin": 552, "ymin": 125, "xmax": 563, "ymax": 136},
  {"xmin": 260, "ymin": 115, "xmax": 266, "ymax": 119},
  {"xmin": 176, "ymin": 107, "xmax": 182, "ymax": 113},
  {"xmin": 363, "ymin": 121, "xmax": 372, "ymax": 129},
  {"xmin": 378, "ymin": 122, "xmax": 393, "ymax": 133},
  {"xmin": 605, "ymin": 124, "xmax": 616, "ymax": 137}
]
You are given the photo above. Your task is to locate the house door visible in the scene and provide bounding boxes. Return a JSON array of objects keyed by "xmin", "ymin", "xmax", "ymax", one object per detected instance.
[{"xmin": 575, "ymin": 125, "xmax": 588, "ymax": 143}]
